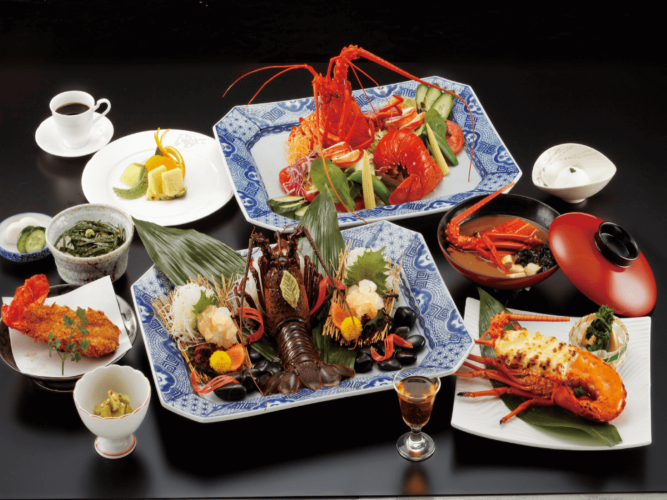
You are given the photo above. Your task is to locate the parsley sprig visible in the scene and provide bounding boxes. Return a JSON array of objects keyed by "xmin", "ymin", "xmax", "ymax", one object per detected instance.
[{"xmin": 47, "ymin": 308, "xmax": 91, "ymax": 375}]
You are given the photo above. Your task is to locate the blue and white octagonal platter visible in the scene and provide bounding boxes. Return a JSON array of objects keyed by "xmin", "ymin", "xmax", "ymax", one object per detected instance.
[
  {"xmin": 131, "ymin": 221, "xmax": 473, "ymax": 423},
  {"xmin": 213, "ymin": 76, "xmax": 521, "ymax": 232}
]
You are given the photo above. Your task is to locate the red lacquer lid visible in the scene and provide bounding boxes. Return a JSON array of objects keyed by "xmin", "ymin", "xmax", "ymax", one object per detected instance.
[{"xmin": 548, "ymin": 213, "xmax": 656, "ymax": 317}]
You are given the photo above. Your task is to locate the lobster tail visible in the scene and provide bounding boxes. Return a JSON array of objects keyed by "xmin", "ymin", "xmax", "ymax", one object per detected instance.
[{"xmin": 553, "ymin": 349, "xmax": 627, "ymax": 422}]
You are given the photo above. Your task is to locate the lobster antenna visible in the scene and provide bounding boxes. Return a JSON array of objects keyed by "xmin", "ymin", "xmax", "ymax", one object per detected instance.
[{"xmin": 223, "ymin": 64, "xmax": 318, "ymax": 98}]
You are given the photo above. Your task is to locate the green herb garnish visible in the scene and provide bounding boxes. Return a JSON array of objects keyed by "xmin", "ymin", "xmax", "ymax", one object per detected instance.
[
  {"xmin": 55, "ymin": 220, "xmax": 126, "ymax": 258},
  {"xmin": 191, "ymin": 290, "xmax": 219, "ymax": 331},
  {"xmin": 584, "ymin": 305, "xmax": 615, "ymax": 351},
  {"xmin": 344, "ymin": 247, "xmax": 390, "ymax": 296},
  {"xmin": 47, "ymin": 308, "xmax": 91, "ymax": 375},
  {"xmin": 569, "ymin": 167, "xmax": 576, "ymax": 173}
]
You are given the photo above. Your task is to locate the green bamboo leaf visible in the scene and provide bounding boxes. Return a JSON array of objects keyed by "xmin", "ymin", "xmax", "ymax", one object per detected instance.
[
  {"xmin": 133, "ymin": 217, "xmax": 247, "ymax": 287},
  {"xmin": 280, "ymin": 271, "xmax": 300, "ymax": 309},
  {"xmin": 310, "ymin": 157, "xmax": 355, "ymax": 211},
  {"xmin": 477, "ymin": 288, "xmax": 622, "ymax": 447},
  {"xmin": 298, "ymin": 190, "xmax": 345, "ymax": 277}
]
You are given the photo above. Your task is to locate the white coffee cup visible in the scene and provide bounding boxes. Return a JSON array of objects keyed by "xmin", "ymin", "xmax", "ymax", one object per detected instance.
[{"xmin": 49, "ymin": 91, "xmax": 111, "ymax": 149}]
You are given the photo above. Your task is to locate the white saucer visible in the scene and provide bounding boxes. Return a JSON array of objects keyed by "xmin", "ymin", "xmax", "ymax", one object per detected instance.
[{"xmin": 35, "ymin": 113, "xmax": 114, "ymax": 158}]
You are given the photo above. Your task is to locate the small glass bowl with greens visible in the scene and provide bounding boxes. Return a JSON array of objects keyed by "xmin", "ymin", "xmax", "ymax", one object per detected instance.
[
  {"xmin": 569, "ymin": 305, "xmax": 629, "ymax": 370},
  {"xmin": 46, "ymin": 204, "xmax": 134, "ymax": 285}
]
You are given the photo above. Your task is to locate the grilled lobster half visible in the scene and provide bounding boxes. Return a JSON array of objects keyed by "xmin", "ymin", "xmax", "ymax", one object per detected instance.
[{"xmin": 453, "ymin": 312, "xmax": 627, "ymax": 423}]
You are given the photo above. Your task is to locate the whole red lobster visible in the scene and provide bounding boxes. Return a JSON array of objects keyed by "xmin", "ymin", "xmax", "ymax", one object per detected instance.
[
  {"xmin": 224, "ymin": 45, "xmax": 476, "ymax": 215},
  {"xmin": 235, "ymin": 226, "xmax": 354, "ymax": 395}
]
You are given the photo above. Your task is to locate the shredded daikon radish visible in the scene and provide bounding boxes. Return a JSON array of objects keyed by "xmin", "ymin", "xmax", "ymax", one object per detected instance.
[{"xmin": 170, "ymin": 283, "xmax": 213, "ymax": 345}]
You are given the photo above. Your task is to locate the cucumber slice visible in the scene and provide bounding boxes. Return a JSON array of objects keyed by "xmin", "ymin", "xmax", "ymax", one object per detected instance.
[
  {"xmin": 415, "ymin": 84, "xmax": 429, "ymax": 112},
  {"xmin": 24, "ymin": 228, "xmax": 46, "ymax": 253},
  {"xmin": 294, "ymin": 205, "xmax": 309, "ymax": 219},
  {"xmin": 269, "ymin": 195, "xmax": 304, "ymax": 205},
  {"xmin": 431, "ymin": 92, "xmax": 455, "ymax": 120},
  {"xmin": 271, "ymin": 201, "xmax": 307, "ymax": 215},
  {"xmin": 424, "ymin": 87, "xmax": 442, "ymax": 111},
  {"xmin": 16, "ymin": 226, "xmax": 35, "ymax": 253}
]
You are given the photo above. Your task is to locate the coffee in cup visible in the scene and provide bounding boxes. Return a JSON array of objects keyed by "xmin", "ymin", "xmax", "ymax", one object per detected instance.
[{"xmin": 49, "ymin": 91, "xmax": 111, "ymax": 149}]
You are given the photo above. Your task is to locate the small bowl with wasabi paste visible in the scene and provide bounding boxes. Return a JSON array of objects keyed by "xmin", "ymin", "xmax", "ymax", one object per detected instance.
[
  {"xmin": 532, "ymin": 144, "xmax": 616, "ymax": 203},
  {"xmin": 73, "ymin": 364, "xmax": 151, "ymax": 459}
]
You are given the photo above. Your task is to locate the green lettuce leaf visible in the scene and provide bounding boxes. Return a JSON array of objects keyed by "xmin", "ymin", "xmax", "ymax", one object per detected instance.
[
  {"xmin": 477, "ymin": 288, "xmax": 622, "ymax": 447},
  {"xmin": 310, "ymin": 157, "xmax": 355, "ymax": 211}
]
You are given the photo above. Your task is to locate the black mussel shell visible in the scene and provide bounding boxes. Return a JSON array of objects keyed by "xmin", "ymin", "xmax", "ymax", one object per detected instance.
[
  {"xmin": 355, "ymin": 352, "xmax": 373, "ymax": 373},
  {"xmin": 213, "ymin": 382, "xmax": 247, "ymax": 401},
  {"xmin": 359, "ymin": 346, "xmax": 373, "ymax": 357},
  {"xmin": 392, "ymin": 307, "xmax": 417, "ymax": 331},
  {"xmin": 265, "ymin": 362, "xmax": 283, "ymax": 376},
  {"xmin": 377, "ymin": 359, "xmax": 402, "ymax": 371},
  {"xmin": 241, "ymin": 373, "xmax": 260, "ymax": 394},
  {"xmin": 396, "ymin": 351, "xmax": 417, "ymax": 365},
  {"xmin": 253, "ymin": 359, "xmax": 270, "ymax": 372},
  {"xmin": 392, "ymin": 326, "xmax": 411, "ymax": 339},
  {"xmin": 406, "ymin": 335, "xmax": 426, "ymax": 353},
  {"xmin": 248, "ymin": 347, "xmax": 263, "ymax": 362}
]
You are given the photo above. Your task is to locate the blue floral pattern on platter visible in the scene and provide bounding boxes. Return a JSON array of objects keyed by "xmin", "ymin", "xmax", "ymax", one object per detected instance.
[
  {"xmin": 131, "ymin": 221, "xmax": 473, "ymax": 423},
  {"xmin": 213, "ymin": 76, "xmax": 522, "ymax": 232}
]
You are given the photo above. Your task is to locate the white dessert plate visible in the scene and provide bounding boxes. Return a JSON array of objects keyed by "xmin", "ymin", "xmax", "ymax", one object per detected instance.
[
  {"xmin": 451, "ymin": 298, "xmax": 651, "ymax": 450},
  {"xmin": 82, "ymin": 130, "xmax": 234, "ymax": 226},
  {"xmin": 36, "ymin": 113, "xmax": 114, "ymax": 158}
]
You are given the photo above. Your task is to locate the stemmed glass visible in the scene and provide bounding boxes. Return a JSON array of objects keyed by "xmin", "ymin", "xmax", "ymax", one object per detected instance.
[{"xmin": 393, "ymin": 367, "xmax": 441, "ymax": 461}]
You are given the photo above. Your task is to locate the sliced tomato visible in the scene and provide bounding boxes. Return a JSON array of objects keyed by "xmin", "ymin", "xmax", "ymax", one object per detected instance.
[
  {"xmin": 335, "ymin": 197, "xmax": 365, "ymax": 212},
  {"xmin": 278, "ymin": 167, "xmax": 303, "ymax": 195},
  {"xmin": 446, "ymin": 120, "xmax": 465, "ymax": 154}
]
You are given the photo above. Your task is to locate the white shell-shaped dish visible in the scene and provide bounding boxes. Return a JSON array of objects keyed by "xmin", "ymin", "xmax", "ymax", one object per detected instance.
[{"xmin": 532, "ymin": 143, "xmax": 616, "ymax": 203}]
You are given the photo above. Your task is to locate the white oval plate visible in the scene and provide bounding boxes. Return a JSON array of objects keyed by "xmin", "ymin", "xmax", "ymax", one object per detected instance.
[
  {"xmin": 451, "ymin": 298, "xmax": 651, "ymax": 450},
  {"xmin": 82, "ymin": 130, "xmax": 234, "ymax": 226}
]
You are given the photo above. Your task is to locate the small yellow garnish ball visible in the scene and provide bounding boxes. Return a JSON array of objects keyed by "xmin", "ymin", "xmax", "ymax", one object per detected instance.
[
  {"xmin": 209, "ymin": 350, "xmax": 232, "ymax": 374},
  {"xmin": 340, "ymin": 316, "xmax": 362, "ymax": 341}
]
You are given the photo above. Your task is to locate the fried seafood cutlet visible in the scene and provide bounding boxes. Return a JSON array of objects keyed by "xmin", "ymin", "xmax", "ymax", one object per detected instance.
[{"xmin": 21, "ymin": 303, "xmax": 120, "ymax": 357}]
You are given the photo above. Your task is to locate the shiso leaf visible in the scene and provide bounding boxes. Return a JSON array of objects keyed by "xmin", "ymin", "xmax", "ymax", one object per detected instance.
[
  {"xmin": 133, "ymin": 217, "xmax": 246, "ymax": 287},
  {"xmin": 310, "ymin": 157, "xmax": 355, "ymax": 211},
  {"xmin": 298, "ymin": 190, "xmax": 345, "ymax": 277},
  {"xmin": 477, "ymin": 288, "xmax": 622, "ymax": 447},
  {"xmin": 191, "ymin": 290, "xmax": 219, "ymax": 331},
  {"xmin": 280, "ymin": 271, "xmax": 300, "ymax": 309},
  {"xmin": 344, "ymin": 247, "xmax": 389, "ymax": 296}
]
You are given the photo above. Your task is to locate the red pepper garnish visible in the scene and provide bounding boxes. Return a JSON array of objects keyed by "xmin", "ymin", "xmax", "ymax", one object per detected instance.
[
  {"xmin": 240, "ymin": 307, "xmax": 264, "ymax": 343},
  {"xmin": 370, "ymin": 334, "xmax": 413, "ymax": 362},
  {"xmin": 190, "ymin": 371, "xmax": 237, "ymax": 395},
  {"xmin": 310, "ymin": 276, "xmax": 346, "ymax": 316}
]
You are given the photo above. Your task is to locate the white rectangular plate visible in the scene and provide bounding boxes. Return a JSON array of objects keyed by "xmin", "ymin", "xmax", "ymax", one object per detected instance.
[{"xmin": 451, "ymin": 298, "xmax": 652, "ymax": 450}]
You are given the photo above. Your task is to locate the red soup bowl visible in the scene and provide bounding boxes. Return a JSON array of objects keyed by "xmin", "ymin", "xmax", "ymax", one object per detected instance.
[{"xmin": 437, "ymin": 193, "xmax": 560, "ymax": 290}]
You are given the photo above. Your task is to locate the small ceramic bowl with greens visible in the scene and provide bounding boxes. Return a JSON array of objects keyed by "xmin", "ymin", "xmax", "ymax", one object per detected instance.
[{"xmin": 46, "ymin": 204, "xmax": 134, "ymax": 285}]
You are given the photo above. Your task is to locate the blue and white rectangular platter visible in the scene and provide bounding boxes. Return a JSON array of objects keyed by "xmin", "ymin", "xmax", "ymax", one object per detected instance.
[
  {"xmin": 131, "ymin": 221, "xmax": 473, "ymax": 423},
  {"xmin": 213, "ymin": 76, "xmax": 522, "ymax": 232}
]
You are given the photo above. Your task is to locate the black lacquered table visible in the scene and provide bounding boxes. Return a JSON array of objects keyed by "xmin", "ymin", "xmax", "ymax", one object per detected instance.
[{"xmin": 1, "ymin": 5, "xmax": 665, "ymax": 497}]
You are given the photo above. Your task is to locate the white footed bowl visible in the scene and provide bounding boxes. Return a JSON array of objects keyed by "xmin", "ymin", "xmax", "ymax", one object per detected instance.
[
  {"xmin": 532, "ymin": 144, "xmax": 616, "ymax": 203},
  {"xmin": 46, "ymin": 203, "xmax": 133, "ymax": 284},
  {"xmin": 73, "ymin": 365, "xmax": 151, "ymax": 459}
]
